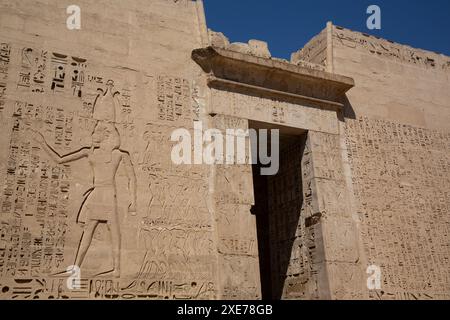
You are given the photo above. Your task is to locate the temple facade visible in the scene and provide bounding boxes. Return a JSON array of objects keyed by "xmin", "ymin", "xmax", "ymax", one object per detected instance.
[{"xmin": 0, "ymin": 0, "xmax": 448, "ymax": 300}]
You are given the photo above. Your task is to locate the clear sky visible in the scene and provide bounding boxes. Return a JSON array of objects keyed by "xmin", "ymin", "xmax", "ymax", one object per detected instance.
[{"xmin": 203, "ymin": 0, "xmax": 450, "ymax": 60}]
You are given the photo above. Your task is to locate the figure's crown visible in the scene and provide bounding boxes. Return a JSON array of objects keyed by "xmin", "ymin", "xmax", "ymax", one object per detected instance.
[{"xmin": 93, "ymin": 80, "xmax": 117, "ymax": 123}]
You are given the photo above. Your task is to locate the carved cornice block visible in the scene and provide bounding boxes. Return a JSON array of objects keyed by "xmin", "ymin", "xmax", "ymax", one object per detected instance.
[{"xmin": 192, "ymin": 46, "xmax": 354, "ymax": 110}]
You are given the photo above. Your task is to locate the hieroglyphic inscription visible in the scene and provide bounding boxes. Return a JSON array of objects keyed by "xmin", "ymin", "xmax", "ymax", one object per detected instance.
[
  {"xmin": 0, "ymin": 40, "xmax": 216, "ymax": 299},
  {"xmin": 0, "ymin": 42, "xmax": 11, "ymax": 114},
  {"xmin": 0, "ymin": 277, "xmax": 215, "ymax": 300},
  {"xmin": 334, "ymin": 27, "xmax": 450, "ymax": 72},
  {"xmin": 346, "ymin": 117, "xmax": 450, "ymax": 300},
  {"xmin": 16, "ymin": 47, "xmax": 88, "ymax": 97},
  {"xmin": 17, "ymin": 47, "xmax": 47, "ymax": 93},
  {"xmin": 272, "ymin": 105, "xmax": 286, "ymax": 124},
  {"xmin": 0, "ymin": 101, "xmax": 73, "ymax": 278},
  {"xmin": 157, "ymin": 75, "xmax": 191, "ymax": 122}
]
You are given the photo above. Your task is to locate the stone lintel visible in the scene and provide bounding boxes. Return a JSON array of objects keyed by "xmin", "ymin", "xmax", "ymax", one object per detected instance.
[{"xmin": 192, "ymin": 46, "xmax": 355, "ymax": 110}]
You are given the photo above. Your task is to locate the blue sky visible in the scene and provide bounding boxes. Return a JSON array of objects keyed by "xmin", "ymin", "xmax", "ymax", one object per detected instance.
[{"xmin": 203, "ymin": 0, "xmax": 450, "ymax": 60}]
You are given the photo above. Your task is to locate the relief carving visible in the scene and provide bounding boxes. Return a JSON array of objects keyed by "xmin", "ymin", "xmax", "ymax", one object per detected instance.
[
  {"xmin": 334, "ymin": 27, "xmax": 450, "ymax": 72},
  {"xmin": 27, "ymin": 80, "xmax": 137, "ymax": 278},
  {"xmin": 345, "ymin": 117, "xmax": 450, "ymax": 299}
]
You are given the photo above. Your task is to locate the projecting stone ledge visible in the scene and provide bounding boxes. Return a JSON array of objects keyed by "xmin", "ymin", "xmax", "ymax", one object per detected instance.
[{"xmin": 192, "ymin": 46, "xmax": 354, "ymax": 110}]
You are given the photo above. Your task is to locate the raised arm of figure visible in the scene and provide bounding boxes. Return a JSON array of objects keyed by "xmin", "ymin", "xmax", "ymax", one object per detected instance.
[{"xmin": 28, "ymin": 128, "xmax": 89, "ymax": 164}]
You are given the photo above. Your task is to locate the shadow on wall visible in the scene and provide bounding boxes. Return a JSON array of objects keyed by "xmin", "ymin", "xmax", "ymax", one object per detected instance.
[
  {"xmin": 251, "ymin": 132, "xmax": 306, "ymax": 300},
  {"xmin": 342, "ymin": 94, "xmax": 356, "ymax": 120}
]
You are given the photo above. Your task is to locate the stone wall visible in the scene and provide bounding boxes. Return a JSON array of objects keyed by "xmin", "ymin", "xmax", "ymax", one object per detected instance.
[
  {"xmin": 291, "ymin": 29, "xmax": 327, "ymax": 67},
  {"xmin": 333, "ymin": 26, "xmax": 450, "ymax": 131},
  {"xmin": 0, "ymin": 0, "xmax": 220, "ymax": 299},
  {"xmin": 328, "ymin": 25, "xmax": 449, "ymax": 299},
  {"xmin": 345, "ymin": 117, "xmax": 450, "ymax": 299},
  {"xmin": 0, "ymin": 0, "xmax": 448, "ymax": 301}
]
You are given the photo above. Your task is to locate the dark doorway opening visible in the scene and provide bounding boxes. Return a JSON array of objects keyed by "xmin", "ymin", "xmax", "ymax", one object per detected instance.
[{"xmin": 249, "ymin": 121, "xmax": 307, "ymax": 300}]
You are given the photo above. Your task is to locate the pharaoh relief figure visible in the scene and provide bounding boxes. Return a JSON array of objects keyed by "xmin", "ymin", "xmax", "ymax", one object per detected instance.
[{"xmin": 28, "ymin": 80, "xmax": 137, "ymax": 278}]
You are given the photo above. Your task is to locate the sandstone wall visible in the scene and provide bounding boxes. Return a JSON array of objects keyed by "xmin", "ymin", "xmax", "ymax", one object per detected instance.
[
  {"xmin": 291, "ymin": 29, "xmax": 327, "ymax": 67},
  {"xmin": 0, "ymin": 0, "xmax": 221, "ymax": 299},
  {"xmin": 1, "ymin": 0, "xmax": 448, "ymax": 301},
  {"xmin": 329, "ymin": 26, "xmax": 450, "ymax": 299},
  {"xmin": 333, "ymin": 26, "xmax": 450, "ymax": 130}
]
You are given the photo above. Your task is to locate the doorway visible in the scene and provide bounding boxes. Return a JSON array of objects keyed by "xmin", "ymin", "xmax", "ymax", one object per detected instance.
[{"xmin": 249, "ymin": 120, "xmax": 307, "ymax": 300}]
